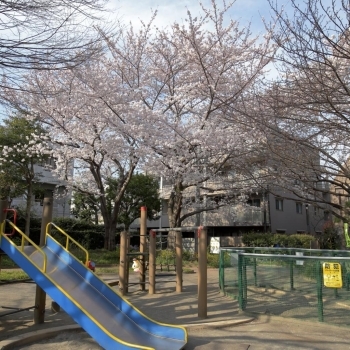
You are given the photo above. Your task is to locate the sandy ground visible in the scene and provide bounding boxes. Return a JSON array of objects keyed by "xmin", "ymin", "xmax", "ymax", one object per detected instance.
[
  {"xmin": 13, "ymin": 332, "xmax": 102, "ymax": 350},
  {"xmin": 3, "ymin": 271, "xmax": 350, "ymax": 349}
]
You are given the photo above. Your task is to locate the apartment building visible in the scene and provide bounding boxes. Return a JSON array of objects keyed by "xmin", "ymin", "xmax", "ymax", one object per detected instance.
[{"xmin": 11, "ymin": 160, "xmax": 71, "ymax": 218}]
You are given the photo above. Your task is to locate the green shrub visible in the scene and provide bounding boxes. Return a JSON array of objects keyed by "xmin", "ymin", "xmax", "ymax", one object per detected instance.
[
  {"xmin": 288, "ymin": 234, "xmax": 315, "ymax": 248},
  {"xmin": 207, "ymin": 253, "xmax": 220, "ymax": 268},
  {"xmin": 242, "ymin": 231, "xmax": 315, "ymax": 249},
  {"xmin": 156, "ymin": 249, "xmax": 175, "ymax": 264},
  {"xmin": 182, "ymin": 249, "xmax": 196, "ymax": 261},
  {"xmin": 242, "ymin": 232, "xmax": 273, "ymax": 247}
]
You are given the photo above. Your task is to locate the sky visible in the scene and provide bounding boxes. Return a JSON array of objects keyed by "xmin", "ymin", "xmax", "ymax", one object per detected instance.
[{"xmin": 106, "ymin": 0, "xmax": 281, "ymax": 35}]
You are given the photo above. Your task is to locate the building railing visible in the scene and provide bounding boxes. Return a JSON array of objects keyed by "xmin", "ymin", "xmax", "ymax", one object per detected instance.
[{"xmin": 232, "ymin": 206, "xmax": 269, "ymax": 225}]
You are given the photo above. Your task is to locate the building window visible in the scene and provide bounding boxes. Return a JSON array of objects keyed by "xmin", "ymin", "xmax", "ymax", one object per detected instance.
[
  {"xmin": 247, "ymin": 199, "xmax": 261, "ymax": 207},
  {"xmin": 275, "ymin": 198, "xmax": 283, "ymax": 211},
  {"xmin": 296, "ymin": 202, "xmax": 302, "ymax": 214}
]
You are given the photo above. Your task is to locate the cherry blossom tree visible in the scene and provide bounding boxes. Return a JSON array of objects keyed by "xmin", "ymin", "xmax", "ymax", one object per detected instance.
[
  {"xmin": 9, "ymin": 0, "xmax": 275, "ymax": 249},
  {"xmin": 250, "ymin": 0, "xmax": 350, "ymax": 233},
  {"xmin": 0, "ymin": 0, "xmax": 110, "ymax": 99},
  {"xmin": 14, "ymin": 53, "xmax": 163, "ymax": 249},
  {"xmin": 101, "ymin": 0, "xmax": 275, "ymax": 229},
  {"xmin": 0, "ymin": 115, "xmax": 52, "ymax": 236}
]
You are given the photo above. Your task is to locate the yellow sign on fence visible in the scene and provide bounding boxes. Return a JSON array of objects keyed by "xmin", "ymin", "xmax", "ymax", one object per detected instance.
[{"xmin": 323, "ymin": 262, "xmax": 342, "ymax": 288}]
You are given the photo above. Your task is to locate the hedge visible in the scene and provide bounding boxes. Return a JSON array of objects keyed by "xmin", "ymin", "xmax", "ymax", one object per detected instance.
[{"xmin": 242, "ymin": 232, "xmax": 315, "ymax": 249}]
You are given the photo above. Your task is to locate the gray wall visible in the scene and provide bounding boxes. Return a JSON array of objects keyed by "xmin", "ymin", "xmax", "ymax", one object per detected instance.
[{"xmin": 269, "ymin": 191, "xmax": 325, "ymax": 234}]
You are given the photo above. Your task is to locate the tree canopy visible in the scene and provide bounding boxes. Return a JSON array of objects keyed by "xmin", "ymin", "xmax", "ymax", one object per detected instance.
[
  {"xmin": 8, "ymin": 1, "xmax": 274, "ymax": 249},
  {"xmin": 254, "ymin": 0, "xmax": 350, "ymax": 224},
  {"xmin": 0, "ymin": 115, "xmax": 51, "ymax": 235}
]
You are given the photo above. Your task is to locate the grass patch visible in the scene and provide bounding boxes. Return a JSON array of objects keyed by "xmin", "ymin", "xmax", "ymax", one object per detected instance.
[
  {"xmin": 183, "ymin": 267, "xmax": 196, "ymax": 273},
  {"xmin": 0, "ymin": 270, "xmax": 29, "ymax": 281},
  {"xmin": 96, "ymin": 266, "xmax": 118, "ymax": 274},
  {"xmin": 73, "ymin": 248, "xmax": 120, "ymax": 266},
  {"xmin": 0, "ymin": 255, "xmax": 18, "ymax": 268}
]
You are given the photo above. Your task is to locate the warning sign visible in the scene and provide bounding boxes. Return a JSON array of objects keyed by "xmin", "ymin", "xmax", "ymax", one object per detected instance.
[{"xmin": 323, "ymin": 262, "xmax": 342, "ymax": 288}]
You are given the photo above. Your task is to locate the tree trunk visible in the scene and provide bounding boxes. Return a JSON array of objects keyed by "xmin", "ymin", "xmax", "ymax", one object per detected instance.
[
  {"xmin": 89, "ymin": 160, "xmax": 136, "ymax": 251},
  {"xmin": 100, "ymin": 198, "xmax": 120, "ymax": 251},
  {"xmin": 108, "ymin": 201, "xmax": 120, "ymax": 250},
  {"xmin": 167, "ymin": 181, "xmax": 183, "ymax": 248},
  {"xmin": 103, "ymin": 220, "xmax": 117, "ymax": 250}
]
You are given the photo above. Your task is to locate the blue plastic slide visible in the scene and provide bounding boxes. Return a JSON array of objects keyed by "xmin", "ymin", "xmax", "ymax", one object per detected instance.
[{"xmin": 0, "ymin": 226, "xmax": 187, "ymax": 350}]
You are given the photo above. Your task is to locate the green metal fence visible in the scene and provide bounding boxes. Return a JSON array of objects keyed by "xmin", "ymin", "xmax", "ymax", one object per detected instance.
[{"xmin": 220, "ymin": 248, "xmax": 350, "ymax": 327}]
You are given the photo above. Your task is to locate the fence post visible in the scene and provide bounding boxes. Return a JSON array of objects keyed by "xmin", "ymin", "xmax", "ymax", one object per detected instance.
[
  {"xmin": 243, "ymin": 256, "xmax": 247, "ymax": 309},
  {"xmin": 219, "ymin": 250, "xmax": 224, "ymax": 291},
  {"xmin": 253, "ymin": 257, "xmax": 257, "ymax": 287},
  {"xmin": 290, "ymin": 260, "xmax": 294, "ymax": 290},
  {"xmin": 238, "ymin": 253, "xmax": 244, "ymax": 311},
  {"xmin": 316, "ymin": 262, "xmax": 324, "ymax": 322},
  {"xmin": 198, "ymin": 226, "xmax": 207, "ymax": 318}
]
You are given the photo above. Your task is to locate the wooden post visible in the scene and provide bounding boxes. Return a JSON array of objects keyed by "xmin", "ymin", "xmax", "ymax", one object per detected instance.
[
  {"xmin": 175, "ymin": 231, "xmax": 183, "ymax": 293},
  {"xmin": 34, "ymin": 192, "xmax": 52, "ymax": 324},
  {"xmin": 125, "ymin": 233, "xmax": 130, "ymax": 294},
  {"xmin": 149, "ymin": 229, "xmax": 156, "ymax": 294},
  {"xmin": 119, "ymin": 230, "xmax": 127, "ymax": 296},
  {"xmin": 198, "ymin": 226, "xmax": 207, "ymax": 318},
  {"xmin": 140, "ymin": 206, "xmax": 147, "ymax": 291}
]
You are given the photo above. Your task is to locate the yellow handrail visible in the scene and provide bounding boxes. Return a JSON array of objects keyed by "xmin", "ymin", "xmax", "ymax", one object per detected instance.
[
  {"xmin": 2, "ymin": 220, "xmax": 47, "ymax": 273},
  {"xmin": 45, "ymin": 222, "xmax": 89, "ymax": 265}
]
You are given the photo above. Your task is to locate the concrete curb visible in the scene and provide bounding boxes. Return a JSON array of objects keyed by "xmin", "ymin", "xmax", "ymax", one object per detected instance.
[{"xmin": 0, "ymin": 318, "xmax": 255, "ymax": 349}]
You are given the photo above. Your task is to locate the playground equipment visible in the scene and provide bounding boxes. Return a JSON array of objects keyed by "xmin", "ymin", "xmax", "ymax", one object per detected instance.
[
  {"xmin": 119, "ymin": 206, "xmax": 208, "ymax": 319},
  {"xmin": 0, "ymin": 200, "xmax": 187, "ymax": 349}
]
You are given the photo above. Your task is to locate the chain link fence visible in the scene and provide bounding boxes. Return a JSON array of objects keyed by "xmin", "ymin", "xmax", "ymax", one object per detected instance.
[{"xmin": 220, "ymin": 248, "xmax": 350, "ymax": 327}]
